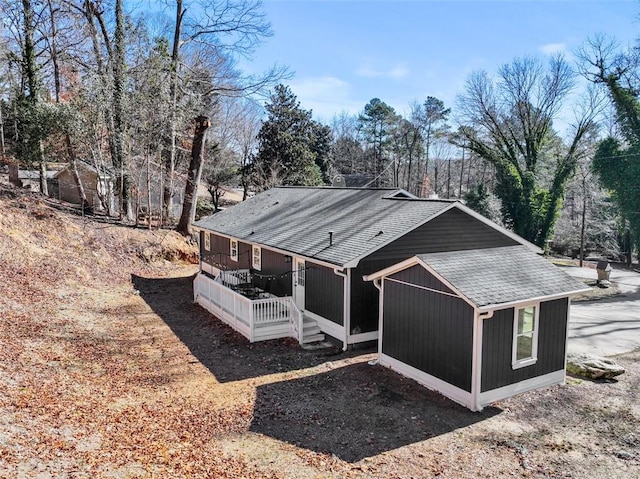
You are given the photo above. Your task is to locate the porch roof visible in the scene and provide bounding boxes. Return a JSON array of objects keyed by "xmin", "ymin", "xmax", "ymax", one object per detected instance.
[{"xmin": 194, "ymin": 187, "xmax": 454, "ymax": 266}]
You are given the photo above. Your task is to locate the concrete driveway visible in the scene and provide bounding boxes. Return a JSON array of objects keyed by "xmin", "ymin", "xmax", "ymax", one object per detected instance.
[{"xmin": 564, "ymin": 264, "xmax": 640, "ymax": 356}]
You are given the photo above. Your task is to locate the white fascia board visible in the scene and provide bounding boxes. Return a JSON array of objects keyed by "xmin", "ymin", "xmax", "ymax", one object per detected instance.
[
  {"xmin": 452, "ymin": 202, "xmax": 543, "ymax": 254},
  {"xmin": 478, "ymin": 288, "xmax": 591, "ymax": 313},
  {"xmin": 362, "ymin": 256, "xmax": 422, "ymax": 282}
]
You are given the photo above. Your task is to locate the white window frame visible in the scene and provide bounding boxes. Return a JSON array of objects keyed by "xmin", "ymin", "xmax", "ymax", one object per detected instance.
[
  {"xmin": 252, "ymin": 245, "xmax": 262, "ymax": 271},
  {"xmin": 512, "ymin": 303, "xmax": 540, "ymax": 369},
  {"xmin": 230, "ymin": 239, "xmax": 238, "ymax": 262},
  {"xmin": 203, "ymin": 232, "xmax": 210, "ymax": 251}
]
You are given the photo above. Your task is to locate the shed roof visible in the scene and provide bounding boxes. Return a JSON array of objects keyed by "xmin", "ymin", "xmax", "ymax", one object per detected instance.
[
  {"xmin": 18, "ymin": 170, "xmax": 58, "ymax": 180},
  {"xmin": 415, "ymin": 246, "xmax": 589, "ymax": 308},
  {"xmin": 194, "ymin": 187, "xmax": 457, "ymax": 266}
]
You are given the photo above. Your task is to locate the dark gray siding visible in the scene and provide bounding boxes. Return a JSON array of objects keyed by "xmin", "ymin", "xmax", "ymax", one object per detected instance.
[
  {"xmin": 237, "ymin": 241, "xmax": 251, "ymax": 269},
  {"xmin": 382, "ymin": 278, "xmax": 474, "ymax": 392},
  {"xmin": 390, "ymin": 265, "xmax": 456, "ymax": 295},
  {"xmin": 200, "ymin": 232, "xmax": 230, "ymax": 269},
  {"xmin": 351, "ymin": 258, "xmax": 400, "ymax": 334},
  {"xmin": 351, "ymin": 207, "xmax": 517, "ymax": 335},
  {"xmin": 366, "ymin": 208, "xmax": 519, "ymax": 261},
  {"xmin": 200, "ymin": 233, "xmax": 252, "ymax": 270},
  {"xmin": 252, "ymin": 248, "xmax": 292, "ymax": 297},
  {"xmin": 481, "ymin": 298, "xmax": 568, "ymax": 392},
  {"xmin": 305, "ymin": 263, "xmax": 344, "ymax": 325}
]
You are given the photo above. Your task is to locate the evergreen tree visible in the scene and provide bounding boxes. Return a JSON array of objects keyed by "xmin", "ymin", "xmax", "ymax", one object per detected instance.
[
  {"xmin": 358, "ymin": 98, "xmax": 398, "ymax": 185},
  {"xmin": 251, "ymin": 85, "xmax": 328, "ymax": 189},
  {"xmin": 580, "ymin": 36, "xmax": 640, "ymax": 261}
]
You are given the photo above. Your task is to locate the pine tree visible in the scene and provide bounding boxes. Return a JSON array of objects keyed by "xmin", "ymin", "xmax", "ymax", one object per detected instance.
[{"xmin": 251, "ymin": 85, "xmax": 328, "ymax": 189}]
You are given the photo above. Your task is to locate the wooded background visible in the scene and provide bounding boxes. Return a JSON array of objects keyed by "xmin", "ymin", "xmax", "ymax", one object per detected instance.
[{"xmin": 0, "ymin": 0, "xmax": 638, "ymax": 262}]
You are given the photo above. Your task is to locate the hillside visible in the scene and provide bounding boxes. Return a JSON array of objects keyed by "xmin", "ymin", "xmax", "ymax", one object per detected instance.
[{"xmin": 0, "ymin": 183, "xmax": 638, "ymax": 478}]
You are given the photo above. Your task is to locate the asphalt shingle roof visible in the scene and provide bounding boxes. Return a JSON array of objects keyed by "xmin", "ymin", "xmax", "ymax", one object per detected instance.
[
  {"xmin": 194, "ymin": 187, "xmax": 454, "ymax": 266},
  {"xmin": 417, "ymin": 246, "xmax": 589, "ymax": 307}
]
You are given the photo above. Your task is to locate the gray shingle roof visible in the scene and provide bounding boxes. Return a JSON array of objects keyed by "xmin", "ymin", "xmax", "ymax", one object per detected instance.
[
  {"xmin": 194, "ymin": 187, "xmax": 454, "ymax": 266},
  {"xmin": 417, "ymin": 246, "xmax": 589, "ymax": 307}
]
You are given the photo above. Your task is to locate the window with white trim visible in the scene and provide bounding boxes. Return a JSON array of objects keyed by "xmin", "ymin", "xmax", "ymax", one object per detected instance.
[
  {"xmin": 203, "ymin": 232, "xmax": 210, "ymax": 251},
  {"xmin": 252, "ymin": 245, "xmax": 261, "ymax": 270},
  {"xmin": 512, "ymin": 304, "xmax": 539, "ymax": 369},
  {"xmin": 230, "ymin": 239, "xmax": 238, "ymax": 262}
]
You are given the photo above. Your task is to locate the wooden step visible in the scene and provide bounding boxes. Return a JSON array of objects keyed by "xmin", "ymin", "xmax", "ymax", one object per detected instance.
[{"xmin": 301, "ymin": 315, "xmax": 325, "ymax": 344}]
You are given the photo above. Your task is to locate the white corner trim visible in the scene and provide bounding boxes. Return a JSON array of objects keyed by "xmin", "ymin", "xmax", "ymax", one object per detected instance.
[
  {"xmin": 471, "ymin": 311, "xmax": 483, "ymax": 411},
  {"xmin": 478, "ymin": 369, "xmax": 565, "ymax": 408},
  {"xmin": 380, "ymin": 353, "xmax": 475, "ymax": 411}
]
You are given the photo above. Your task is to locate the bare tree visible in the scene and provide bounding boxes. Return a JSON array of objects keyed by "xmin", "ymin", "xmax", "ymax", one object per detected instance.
[
  {"xmin": 162, "ymin": 0, "xmax": 287, "ymax": 217},
  {"xmin": 455, "ymin": 55, "xmax": 600, "ymax": 246}
]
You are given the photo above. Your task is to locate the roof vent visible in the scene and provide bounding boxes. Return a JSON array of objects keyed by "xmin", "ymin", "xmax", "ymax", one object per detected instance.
[
  {"xmin": 329, "ymin": 231, "xmax": 334, "ymax": 246},
  {"xmin": 428, "ymin": 193, "xmax": 439, "ymax": 199}
]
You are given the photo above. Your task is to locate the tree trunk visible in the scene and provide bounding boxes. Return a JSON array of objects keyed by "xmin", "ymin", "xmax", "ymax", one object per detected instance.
[
  {"xmin": 0, "ymin": 103, "xmax": 5, "ymax": 154},
  {"xmin": 458, "ymin": 147, "xmax": 465, "ymax": 198},
  {"xmin": 177, "ymin": 115, "xmax": 210, "ymax": 235},
  {"xmin": 579, "ymin": 189, "xmax": 586, "ymax": 267},
  {"xmin": 146, "ymin": 153, "xmax": 152, "ymax": 229},
  {"xmin": 38, "ymin": 145, "xmax": 48, "ymax": 196},
  {"xmin": 165, "ymin": 0, "xmax": 184, "ymax": 218},
  {"xmin": 446, "ymin": 158, "xmax": 451, "ymax": 198}
]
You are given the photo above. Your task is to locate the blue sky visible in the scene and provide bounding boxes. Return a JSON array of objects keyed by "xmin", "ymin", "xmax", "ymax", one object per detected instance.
[{"xmin": 240, "ymin": 0, "xmax": 640, "ymax": 123}]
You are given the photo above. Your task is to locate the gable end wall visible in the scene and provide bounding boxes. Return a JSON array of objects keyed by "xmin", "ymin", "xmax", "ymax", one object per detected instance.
[
  {"xmin": 366, "ymin": 208, "xmax": 519, "ymax": 261},
  {"xmin": 381, "ymin": 273, "xmax": 474, "ymax": 392}
]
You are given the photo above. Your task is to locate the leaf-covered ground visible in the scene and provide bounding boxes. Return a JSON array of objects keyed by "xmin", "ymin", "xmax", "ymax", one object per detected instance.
[{"xmin": 0, "ymin": 183, "xmax": 638, "ymax": 478}]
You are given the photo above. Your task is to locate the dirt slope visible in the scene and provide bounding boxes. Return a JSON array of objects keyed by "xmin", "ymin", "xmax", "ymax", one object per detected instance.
[{"xmin": 0, "ymin": 183, "xmax": 639, "ymax": 478}]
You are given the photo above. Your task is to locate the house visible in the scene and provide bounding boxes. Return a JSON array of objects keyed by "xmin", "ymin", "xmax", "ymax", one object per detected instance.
[
  {"xmin": 363, "ymin": 246, "xmax": 588, "ymax": 411},
  {"xmin": 9, "ymin": 166, "xmax": 59, "ymax": 192},
  {"xmin": 53, "ymin": 162, "xmax": 115, "ymax": 212},
  {"xmin": 192, "ymin": 186, "xmax": 588, "ymax": 410},
  {"xmin": 9, "ymin": 161, "xmax": 115, "ymax": 212},
  {"xmin": 331, "ymin": 174, "xmax": 375, "ymax": 187}
]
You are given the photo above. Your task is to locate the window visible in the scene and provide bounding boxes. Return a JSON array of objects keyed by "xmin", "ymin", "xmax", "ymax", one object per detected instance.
[
  {"xmin": 296, "ymin": 260, "xmax": 305, "ymax": 286},
  {"xmin": 252, "ymin": 245, "xmax": 261, "ymax": 270},
  {"xmin": 512, "ymin": 305, "xmax": 539, "ymax": 369},
  {"xmin": 230, "ymin": 239, "xmax": 238, "ymax": 262},
  {"xmin": 203, "ymin": 232, "xmax": 210, "ymax": 251}
]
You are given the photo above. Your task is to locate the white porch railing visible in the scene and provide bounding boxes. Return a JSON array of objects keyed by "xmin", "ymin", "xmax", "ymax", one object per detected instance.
[
  {"xmin": 219, "ymin": 269, "xmax": 251, "ymax": 287},
  {"xmin": 194, "ymin": 272, "xmax": 303, "ymax": 343}
]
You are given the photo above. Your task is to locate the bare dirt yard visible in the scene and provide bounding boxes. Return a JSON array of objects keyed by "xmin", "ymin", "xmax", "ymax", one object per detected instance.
[{"xmin": 0, "ymin": 183, "xmax": 639, "ymax": 478}]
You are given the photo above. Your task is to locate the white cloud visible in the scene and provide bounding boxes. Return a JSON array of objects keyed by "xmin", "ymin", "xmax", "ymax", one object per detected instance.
[
  {"xmin": 356, "ymin": 63, "xmax": 410, "ymax": 79},
  {"xmin": 289, "ymin": 76, "xmax": 362, "ymax": 121},
  {"xmin": 539, "ymin": 43, "xmax": 567, "ymax": 55}
]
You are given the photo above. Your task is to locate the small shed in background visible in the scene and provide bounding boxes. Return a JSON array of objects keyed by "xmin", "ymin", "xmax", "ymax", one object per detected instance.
[{"xmin": 364, "ymin": 245, "xmax": 589, "ymax": 411}]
